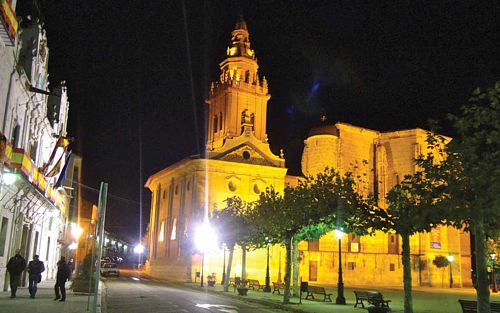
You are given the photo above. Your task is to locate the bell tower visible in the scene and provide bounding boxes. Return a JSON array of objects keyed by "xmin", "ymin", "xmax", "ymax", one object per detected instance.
[{"xmin": 206, "ymin": 19, "xmax": 270, "ymax": 150}]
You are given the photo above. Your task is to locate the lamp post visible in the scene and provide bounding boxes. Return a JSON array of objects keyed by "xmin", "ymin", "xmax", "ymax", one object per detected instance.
[
  {"xmin": 194, "ymin": 220, "xmax": 218, "ymax": 288},
  {"xmin": 263, "ymin": 237, "xmax": 271, "ymax": 292},
  {"xmin": 491, "ymin": 254, "xmax": 497, "ymax": 293},
  {"xmin": 334, "ymin": 229, "xmax": 346, "ymax": 305},
  {"xmin": 221, "ymin": 243, "xmax": 226, "ymax": 285},
  {"xmin": 446, "ymin": 255, "xmax": 454, "ymax": 288}
]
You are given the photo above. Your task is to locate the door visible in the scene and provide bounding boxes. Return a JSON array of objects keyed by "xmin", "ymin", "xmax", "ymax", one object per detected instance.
[{"xmin": 309, "ymin": 261, "xmax": 318, "ymax": 281}]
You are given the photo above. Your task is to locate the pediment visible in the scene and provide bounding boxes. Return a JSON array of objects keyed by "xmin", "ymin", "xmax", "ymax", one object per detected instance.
[{"xmin": 215, "ymin": 144, "xmax": 275, "ymax": 166}]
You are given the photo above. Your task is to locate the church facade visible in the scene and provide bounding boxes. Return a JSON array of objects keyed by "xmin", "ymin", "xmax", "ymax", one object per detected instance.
[{"xmin": 145, "ymin": 20, "xmax": 472, "ymax": 288}]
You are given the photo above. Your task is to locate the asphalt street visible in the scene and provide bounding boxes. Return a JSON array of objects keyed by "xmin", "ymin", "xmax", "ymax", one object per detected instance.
[{"xmin": 103, "ymin": 271, "xmax": 286, "ymax": 313}]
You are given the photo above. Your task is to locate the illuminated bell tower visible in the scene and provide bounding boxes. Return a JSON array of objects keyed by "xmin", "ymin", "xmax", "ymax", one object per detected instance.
[{"xmin": 206, "ymin": 18, "xmax": 270, "ymax": 150}]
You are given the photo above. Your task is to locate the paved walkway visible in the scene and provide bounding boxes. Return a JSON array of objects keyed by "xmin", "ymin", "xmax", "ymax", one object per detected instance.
[
  {"xmin": 182, "ymin": 281, "xmax": 500, "ymax": 313},
  {"xmin": 0, "ymin": 279, "xmax": 103, "ymax": 313}
]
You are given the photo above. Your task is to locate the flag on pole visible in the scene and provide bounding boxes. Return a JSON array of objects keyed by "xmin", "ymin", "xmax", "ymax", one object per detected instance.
[
  {"xmin": 54, "ymin": 151, "xmax": 72, "ymax": 189},
  {"xmin": 41, "ymin": 137, "xmax": 70, "ymax": 177}
]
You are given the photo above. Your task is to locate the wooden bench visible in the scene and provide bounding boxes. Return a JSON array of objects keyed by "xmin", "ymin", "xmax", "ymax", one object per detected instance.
[
  {"xmin": 272, "ymin": 282, "xmax": 285, "ymax": 294},
  {"xmin": 247, "ymin": 279, "xmax": 264, "ymax": 291},
  {"xmin": 458, "ymin": 300, "xmax": 500, "ymax": 313},
  {"xmin": 305, "ymin": 285, "xmax": 332, "ymax": 302},
  {"xmin": 354, "ymin": 291, "xmax": 391, "ymax": 308},
  {"xmin": 229, "ymin": 277, "xmax": 242, "ymax": 287}
]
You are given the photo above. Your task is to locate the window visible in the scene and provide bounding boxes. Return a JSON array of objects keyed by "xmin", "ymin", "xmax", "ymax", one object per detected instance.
[
  {"xmin": 389, "ymin": 264, "xmax": 396, "ymax": 271},
  {"xmin": 163, "ymin": 190, "xmax": 166, "ymax": 199},
  {"xmin": 29, "ymin": 140, "xmax": 38, "ymax": 162},
  {"xmin": 213, "ymin": 115, "xmax": 218, "ymax": 133},
  {"xmin": 0, "ymin": 217, "xmax": 9, "ymax": 256},
  {"xmin": 348, "ymin": 234, "xmax": 360, "ymax": 252},
  {"xmin": 11, "ymin": 125, "xmax": 20, "ymax": 147},
  {"xmin": 46, "ymin": 237, "xmax": 51, "ymax": 260},
  {"xmin": 219, "ymin": 112, "xmax": 223, "ymax": 130},
  {"xmin": 308, "ymin": 241, "xmax": 319, "ymax": 251},
  {"xmin": 388, "ymin": 234, "xmax": 399, "ymax": 254},
  {"xmin": 347, "ymin": 262, "xmax": 356, "ymax": 270},
  {"xmin": 158, "ymin": 221, "xmax": 165, "ymax": 242},
  {"xmin": 170, "ymin": 218, "xmax": 177, "ymax": 240}
]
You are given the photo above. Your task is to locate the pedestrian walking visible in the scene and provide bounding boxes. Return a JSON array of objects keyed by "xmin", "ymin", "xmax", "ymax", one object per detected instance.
[
  {"xmin": 27, "ymin": 254, "xmax": 45, "ymax": 298},
  {"xmin": 6, "ymin": 250, "xmax": 27, "ymax": 298},
  {"xmin": 54, "ymin": 256, "xmax": 71, "ymax": 302}
]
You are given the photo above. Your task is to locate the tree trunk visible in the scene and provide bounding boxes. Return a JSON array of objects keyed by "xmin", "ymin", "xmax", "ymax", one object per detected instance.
[
  {"xmin": 402, "ymin": 232, "xmax": 413, "ymax": 313},
  {"xmin": 223, "ymin": 246, "xmax": 235, "ymax": 292},
  {"xmin": 283, "ymin": 236, "xmax": 293, "ymax": 304},
  {"xmin": 242, "ymin": 245, "xmax": 247, "ymax": 286},
  {"xmin": 292, "ymin": 238, "xmax": 299, "ymax": 297},
  {"xmin": 474, "ymin": 217, "xmax": 491, "ymax": 313}
]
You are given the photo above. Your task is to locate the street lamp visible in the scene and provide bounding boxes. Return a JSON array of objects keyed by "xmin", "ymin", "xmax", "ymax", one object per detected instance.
[
  {"xmin": 446, "ymin": 255, "xmax": 454, "ymax": 288},
  {"xmin": 491, "ymin": 254, "xmax": 497, "ymax": 293},
  {"xmin": 194, "ymin": 221, "xmax": 218, "ymax": 287},
  {"xmin": 334, "ymin": 229, "xmax": 346, "ymax": 304},
  {"xmin": 221, "ymin": 243, "xmax": 226, "ymax": 285},
  {"xmin": 263, "ymin": 237, "xmax": 271, "ymax": 292}
]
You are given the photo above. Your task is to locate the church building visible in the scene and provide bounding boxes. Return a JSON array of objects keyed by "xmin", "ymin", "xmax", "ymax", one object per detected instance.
[{"xmin": 145, "ymin": 19, "xmax": 472, "ymax": 288}]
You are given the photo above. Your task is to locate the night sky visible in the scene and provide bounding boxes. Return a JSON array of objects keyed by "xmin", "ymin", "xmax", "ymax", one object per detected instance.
[{"xmin": 33, "ymin": 1, "xmax": 499, "ymax": 243}]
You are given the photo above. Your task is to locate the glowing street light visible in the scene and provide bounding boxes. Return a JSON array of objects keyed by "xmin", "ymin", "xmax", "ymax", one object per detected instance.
[
  {"xmin": 446, "ymin": 255, "xmax": 454, "ymax": 288},
  {"xmin": 334, "ymin": 229, "xmax": 346, "ymax": 304},
  {"xmin": 194, "ymin": 221, "xmax": 218, "ymax": 287},
  {"xmin": 134, "ymin": 244, "xmax": 144, "ymax": 254},
  {"xmin": 68, "ymin": 242, "xmax": 78, "ymax": 250},
  {"xmin": 70, "ymin": 223, "xmax": 83, "ymax": 239}
]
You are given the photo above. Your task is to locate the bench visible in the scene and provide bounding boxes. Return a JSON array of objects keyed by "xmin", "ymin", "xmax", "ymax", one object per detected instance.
[
  {"xmin": 305, "ymin": 285, "xmax": 332, "ymax": 302},
  {"xmin": 247, "ymin": 279, "xmax": 264, "ymax": 291},
  {"xmin": 272, "ymin": 282, "xmax": 285, "ymax": 294},
  {"xmin": 354, "ymin": 291, "xmax": 391, "ymax": 308},
  {"xmin": 229, "ymin": 277, "xmax": 242, "ymax": 287},
  {"xmin": 458, "ymin": 300, "xmax": 500, "ymax": 313}
]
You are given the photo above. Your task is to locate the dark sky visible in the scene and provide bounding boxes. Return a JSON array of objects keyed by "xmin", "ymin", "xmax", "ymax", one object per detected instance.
[{"xmin": 34, "ymin": 1, "xmax": 499, "ymax": 243}]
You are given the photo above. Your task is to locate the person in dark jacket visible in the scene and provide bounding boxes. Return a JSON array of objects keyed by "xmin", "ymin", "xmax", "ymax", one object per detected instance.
[
  {"xmin": 54, "ymin": 256, "xmax": 71, "ymax": 302},
  {"xmin": 27, "ymin": 254, "xmax": 45, "ymax": 298},
  {"xmin": 6, "ymin": 250, "xmax": 27, "ymax": 298}
]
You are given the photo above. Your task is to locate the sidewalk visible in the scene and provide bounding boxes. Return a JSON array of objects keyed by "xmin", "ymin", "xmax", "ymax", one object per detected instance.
[
  {"xmin": 180, "ymin": 281, "xmax": 500, "ymax": 313},
  {"xmin": 0, "ymin": 279, "xmax": 104, "ymax": 313}
]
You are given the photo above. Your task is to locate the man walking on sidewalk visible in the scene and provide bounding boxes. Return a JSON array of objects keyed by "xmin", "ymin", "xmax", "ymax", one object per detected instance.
[
  {"xmin": 6, "ymin": 250, "xmax": 27, "ymax": 298},
  {"xmin": 27, "ymin": 254, "xmax": 45, "ymax": 298},
  {"xmin": 54, "ymin": 256, "xmax": 71, "ymax": 302}
]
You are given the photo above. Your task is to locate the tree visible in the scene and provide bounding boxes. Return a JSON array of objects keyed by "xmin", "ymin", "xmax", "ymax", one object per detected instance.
[
  {"xmin": 211, "ymin": 197, "xmax": 252, "ymax": 292},
  {"xmin": 422, "ymin": 82, "xmax": 500, "ymax": 313},
  {"xmin": 252, "ymin": 168, "xmax": 374, "ymax": 304},
  {"xmin": 432, "ymin": 256, "xmax": 451, "ymax": 287}
]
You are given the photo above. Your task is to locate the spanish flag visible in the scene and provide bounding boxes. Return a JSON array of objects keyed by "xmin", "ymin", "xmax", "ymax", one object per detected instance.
[{"xmin": 41, "ymin": 137, "xmax": 70, "ymax": 177}]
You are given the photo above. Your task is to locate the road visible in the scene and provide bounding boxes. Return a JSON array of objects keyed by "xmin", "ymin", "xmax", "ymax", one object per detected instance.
[{"xmin": 103, "ymin": 270, "xmax": 285, "ymax": 313}]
